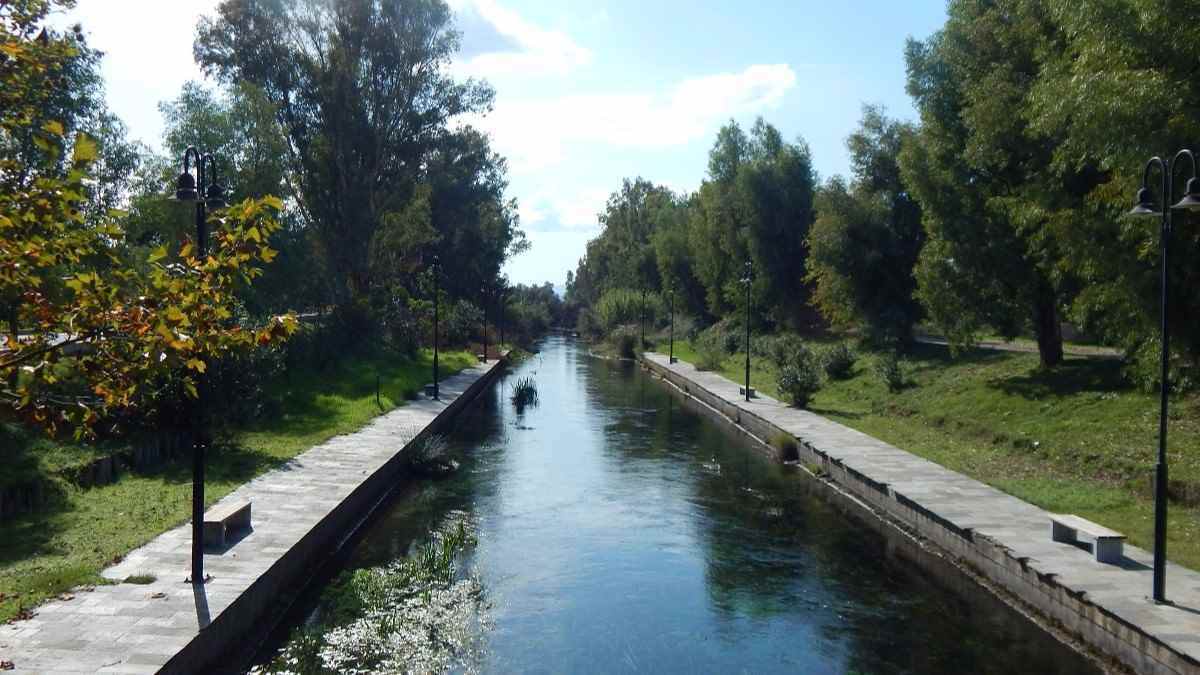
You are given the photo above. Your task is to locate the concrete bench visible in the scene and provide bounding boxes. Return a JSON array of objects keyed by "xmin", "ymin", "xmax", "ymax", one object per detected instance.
[
  {"xmin": 1050, "ymin": 514, "xmax": 1125, "ymax": 563},
  {"xmin": 203, "ymin": 500, "xmax": 252, "ymax": 548},
  {"xmin": 738, "ymin": 386, "xmax": 757, "ymax": 399}
]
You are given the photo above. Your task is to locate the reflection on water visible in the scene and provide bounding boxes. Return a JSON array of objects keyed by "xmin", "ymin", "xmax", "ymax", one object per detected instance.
[{"xmin": 256, "ymin": 336, "xmax": 1097, "ymax": 674}]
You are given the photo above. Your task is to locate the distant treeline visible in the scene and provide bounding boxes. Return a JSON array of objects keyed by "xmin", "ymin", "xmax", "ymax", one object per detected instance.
[{"xmin": 566, "ymin": 0, "xmax": 1200, "ymax": 390}]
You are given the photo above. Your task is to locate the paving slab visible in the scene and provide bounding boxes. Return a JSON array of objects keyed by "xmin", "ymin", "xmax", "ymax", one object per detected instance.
[
  {"xmin": 645, "ymin": 352, "xmax": 1200, "ymax": 673},
  {"xmin": 1, "ymin": 358, "xmax": 502, "ymax": 673}
]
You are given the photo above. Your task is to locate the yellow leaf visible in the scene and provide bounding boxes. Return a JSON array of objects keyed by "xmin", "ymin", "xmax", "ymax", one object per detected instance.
[
  {"xmin": 260, "ymin": 247, "xmax": 278, "ymax": 263},
  {"xmin": 262, "ymin": 195, "xmax": 284, "ymax": 211},
  {"xmin": 72, "ymin": 133, "xmax": 98, "ymax": 164},
  {"xmin": 43, "ymin": 120, "xmax": 65, "ymax": 137},
  {"xmin": 179, "ymin": 242, "xmax": 193, "ymax": 259},
  {"xmin": 186, "ymin": 359, "xmax": 207, "ymax": 373},
  {"xmin": 148, "ymin": 245, "xmax": 168, "ymax": 263},
  {"xmin": 246, "ymin": 227, "xmax": 262, "ymax": 243},
  {"xmin": 184, "ymin": 381, "xmax": 198, "ymax": 398}
]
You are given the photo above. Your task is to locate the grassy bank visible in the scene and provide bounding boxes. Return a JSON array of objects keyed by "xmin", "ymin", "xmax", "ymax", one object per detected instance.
[
  {"xmin": 663, "ymin": 338, "xmax": 1200, "ymax": 571},
  {"xmin": 0, "ymin": 348, "xmax": 474, "ymax": 623}
]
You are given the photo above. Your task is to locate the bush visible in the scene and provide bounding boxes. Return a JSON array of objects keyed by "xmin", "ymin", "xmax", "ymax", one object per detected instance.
[
  {"xmin": 875, "ymin": 352, "xmax": 908, "ymax": 392},
  {"xmin": 694, "ymin": 326, "xmax": 728, "ymax": 370},
  {"xmin": 612, "ymin": 325, "xmax": 640, "ymax": 359},
  {"xmin": 444, "ymin": 300, "xmax": 483, "ymax": 348},
  {"xmin": 769, "ymin": 432, "xmax": 800, "ymax": 461},
  {"xmin": 776, "ymin": 344, "xmax": 823, "ymax": 408},
  {"xmin": 596, "ymin": 288, "xmax": 662, "ymax": 332},
  {"xmin": 767, "ymin": 334, "xmax": 806, "ymax": 369},
  {"xmin": 821, "ymin": 342, "xmax": 857, "ymax": 380}
]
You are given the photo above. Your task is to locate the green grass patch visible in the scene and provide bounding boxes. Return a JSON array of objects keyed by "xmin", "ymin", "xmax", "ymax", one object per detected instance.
[
  {"xmin": 0, "ymin": 348, "xmax": 474, "ymax": 623},
  {"xmin": 664, "ymin": 338, "xmax": 1200, "ymax": 571}
]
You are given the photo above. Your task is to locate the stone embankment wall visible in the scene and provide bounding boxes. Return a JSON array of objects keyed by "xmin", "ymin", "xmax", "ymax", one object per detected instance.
[{"xmin": 641, "ymin": 353, "xmax": 1199, "ymax": 675}]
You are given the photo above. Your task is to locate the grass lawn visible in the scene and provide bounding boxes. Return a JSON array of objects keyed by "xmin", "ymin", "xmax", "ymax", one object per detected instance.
[
  {"xmin": 660, "ymin": 338, "xmax": 1200, "ymax": 571},
  {"xmin": 0, "ymin": 348, "xmax": 474, "ymax": 623}
]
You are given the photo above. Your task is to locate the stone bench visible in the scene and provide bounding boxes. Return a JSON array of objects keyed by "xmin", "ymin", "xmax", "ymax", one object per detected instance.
[
  {"xmin": 738, "ymin": 386, "xmax": 757, "ymax": 399},
  {"xmin": 203, "ymin": 499, "xmax": 252, "ymax": 548},
  {"xmin": 1050, "ymin": 513, "xmax": 1125, "ymax": 563}
]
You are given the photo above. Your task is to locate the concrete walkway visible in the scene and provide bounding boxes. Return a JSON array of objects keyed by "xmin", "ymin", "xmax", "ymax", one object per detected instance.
[
  {"xmin": 643, "ymin": 352, "xmax": 1200, "ymax": 675},
  {"xmin": 0, "ymin": 358, "xmax": 503, "ymax": 673}
]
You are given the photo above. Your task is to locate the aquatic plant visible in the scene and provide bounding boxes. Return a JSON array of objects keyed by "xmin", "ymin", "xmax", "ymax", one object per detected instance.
[
  {"xmin": 255, "ymin": 514, "xmax": 485, "ymax": 674},
  {"xmin": 511, "ymin": 376, "xmax": 539, "ymax": 411}
]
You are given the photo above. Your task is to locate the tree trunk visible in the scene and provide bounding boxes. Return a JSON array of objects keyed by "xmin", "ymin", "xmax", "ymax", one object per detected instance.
[{"xmin": 1033, "ymin": 288, "xmax": 1063, "ymax": 368}]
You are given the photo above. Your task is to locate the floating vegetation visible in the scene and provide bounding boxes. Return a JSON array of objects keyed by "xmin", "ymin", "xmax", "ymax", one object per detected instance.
[
  {"xmin": 510, "ymin": 376, "xmax": 539, "ymax": 412},
  {"xmin": 254, "ymin": 513, "xmax": 486, "ymax": 674}
]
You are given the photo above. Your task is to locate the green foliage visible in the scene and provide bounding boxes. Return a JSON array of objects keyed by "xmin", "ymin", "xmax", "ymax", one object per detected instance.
[
  {"xmin": 821, "ymin": 342, "xmax": 857, "ymax": 380},
  {"xmin": 611, "ymin": 325, "xmax": 640, "ymax": 360},
  {"xmin": 807, "ymin": 107, "xmax": 924, "ymax": 346},
  {"xmin": 596, "ymin": 288, "xmax": 661, "ymax": 333},
  {"xmin": 776, "ymin": 344, "xmax": 822, "ymax": 408},
  {"xmin": 693, "ymin": 326, "xmax": 729, "ymax": 371},
  {"xmin": 765, "ymin": 334, "xmax": 806, "ymax": 370},
  {"xmin": 901, "ymin": 1, "xmax": 1070, "ymax": 368},
  {"xmin": 874, "ymin": 353, "xmax": 908, "ymax": 392},
  {"xmin": 196, "ymin": 0, "xmax": 518, "ymax": 307},
  {"xmin": 769, "ymin": 432, "xmax": 800, "ymax": 461}
]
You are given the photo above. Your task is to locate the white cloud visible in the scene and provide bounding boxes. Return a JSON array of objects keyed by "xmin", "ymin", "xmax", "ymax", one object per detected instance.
[
  {"xmin": 478, "ymin": 64, "xmax": 798, "ymax": 173},
  {"xmin": 519, "ymin": 187, "xmax": 610, "ymax": 232},
  {"xmin": 449, "ymin": 0, "xmax": 591, "ymax": 79}
]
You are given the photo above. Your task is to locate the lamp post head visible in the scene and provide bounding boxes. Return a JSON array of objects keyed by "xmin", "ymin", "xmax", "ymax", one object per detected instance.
[
  {"xmin": 1173, "ymin": 177, "xmax": 1200, "ymax": 211},
  {"xmin": 204, "ymin": 182, "xmax": 226, "ymax": 210},
  {"xmin": 175, "ymin": 170, "xmax": 199, "ymax": 202},
  {"xmin": 1129, "ymin": 186, "xmax": 1160, "ymax": 217}
]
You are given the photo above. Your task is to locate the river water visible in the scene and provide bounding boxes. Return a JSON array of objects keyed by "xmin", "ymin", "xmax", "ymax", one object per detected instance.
[{"xmin": 254, "ymin": 335, "xmax": 1097, "ymax": 674}]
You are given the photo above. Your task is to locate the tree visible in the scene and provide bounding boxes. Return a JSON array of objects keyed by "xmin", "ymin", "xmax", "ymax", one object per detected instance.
[
  {"xmin": 808, "ymin": 106, "xmax": 924, "ymax": 345},
  {"xmin": 689, "ymin": 119, "xmax": 816, "ymax": 328},
  {"xmin": 901, "ymin": 0, "xmax": 1073, "ymax": 367},
  {"xmin": 0, "ymin": 1, "xmax": 296, "ymax": 437},
  {"xmin": 1027, "ymin": 0, "xmax": 1200, "ymax": 386},
  {"xmin": 195, "ymin": 0, "xmax": 495, "ymax": 303}
]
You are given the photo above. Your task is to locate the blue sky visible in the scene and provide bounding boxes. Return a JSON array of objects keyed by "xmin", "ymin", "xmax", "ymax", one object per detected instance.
[{"xmin": 61, "ymin": 0, "xmax": 947, "ymax": 289}]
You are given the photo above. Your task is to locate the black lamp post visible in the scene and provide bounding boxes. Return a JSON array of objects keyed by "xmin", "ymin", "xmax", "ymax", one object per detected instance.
[
  {"xmin": 640, "ymin": 286, "xmax": 647, "ymax": 348},
  {"xmin": 741, "ymin": 260, "xmax": 753, "ymax": 402},
  {"xmin": 173, "ymin": 146, "xmax": 225, "ymax": 586},
  {"xmin": 497, "ymin": 282, "xmax": 507, "ymax": 349},
  {"xmin": 431, "ymin": 255, "xmax": 440, "ymax": 400},
  {"xmin": 480, "ymin": 284, "xmax": 488, "ymax": 363},
  {"xmin": 1129, "ymin": 149, "xmax": 1200, "ymax": 603},
  {"xmin": 668, "ymin": 284, "xmax": 676, "ymax": 364}
]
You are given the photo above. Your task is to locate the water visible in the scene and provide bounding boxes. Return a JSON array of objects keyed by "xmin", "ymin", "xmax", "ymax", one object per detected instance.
[{"xmin": 255, "ymin": 335, "xmax": 1098, "ymax": 674}]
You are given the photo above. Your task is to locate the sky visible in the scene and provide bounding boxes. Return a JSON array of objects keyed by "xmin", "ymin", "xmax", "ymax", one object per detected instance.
[{"xmin": 58, "ymin": 0, "xmax": 947, "ymax": 290}]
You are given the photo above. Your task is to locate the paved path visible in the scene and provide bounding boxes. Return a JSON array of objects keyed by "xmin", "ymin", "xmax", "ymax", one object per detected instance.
[
  {"xmin": 915, "ymin": 335, "xmax": 1122, "ymax": 359},
  {"xmin": 0, "ymin": 358, "xmax": 501, "ymax": 673},
  {"xmin": 645, "ymin": 352, "xmax": 1200, "ymax": 674}
]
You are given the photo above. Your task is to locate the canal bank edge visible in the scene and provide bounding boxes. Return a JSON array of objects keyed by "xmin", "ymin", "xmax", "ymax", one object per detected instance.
[
  {"xmin": 0, "ymin": 354, "xmax": 508, "ymax": 674},
  {"xmin": 640, "ymin": 351, "xmax": 1200, "ymax": 675}
]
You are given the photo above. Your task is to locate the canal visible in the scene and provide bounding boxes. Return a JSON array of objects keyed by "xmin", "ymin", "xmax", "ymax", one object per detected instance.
[{"xmin": 253, "ymin": 335, "xmax": 1098, "ymax": 674}]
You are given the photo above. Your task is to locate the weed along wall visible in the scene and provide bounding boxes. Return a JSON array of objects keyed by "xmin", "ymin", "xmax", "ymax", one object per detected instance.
[
  {"xmin": 640, "ymin": 352, "xmax": 1199, "ymax": 675},
  {"xmin": 160, "ymin": 356, "xmax": 509, "ymax": 674}
]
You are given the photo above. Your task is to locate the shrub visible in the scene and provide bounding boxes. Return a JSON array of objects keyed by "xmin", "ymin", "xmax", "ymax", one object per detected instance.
[
  {"xmin": 444, "ymin": 300, "xmax": 483, "ymax": 348},
  {"xmin": 769, "ymin": 432, "xmax": 800, "ymax": 461},
  {"xmin": 596, "ymin": 288, "xmax": 662, "ymax": 332},
  {"xmin": 875, "ymin": 352, "xmax": 908, "ymax": 392},
  {"xmin": 694, "ymin": 327, "xmax": 728, "ymax": 371},
  {"xmin": 777, "ymin": 345, "xmax": 823, "ymax": 408},
  {"xmin": 821, "ymin": 342, "xmax": 857, "ymax": 380},
  {"xmin": 611, "ymin": 325, "xmax": 640, "ymax": 359},
  {"xmin": 767, "ymin": 334, "xmax": 806, "ymax": 369}
]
